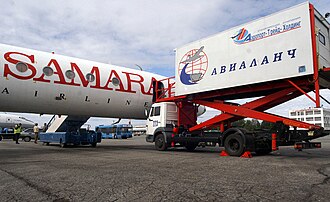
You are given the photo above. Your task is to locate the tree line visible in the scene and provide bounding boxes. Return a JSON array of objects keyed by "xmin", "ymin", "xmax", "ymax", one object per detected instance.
[{"xmin": 231, "ymin": 119, "xmax": 275, "ymax": 131}]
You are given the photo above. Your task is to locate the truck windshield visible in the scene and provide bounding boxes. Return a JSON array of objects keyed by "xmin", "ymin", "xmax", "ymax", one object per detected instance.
[
  {"xmin": 150, "ymin": 106, "xmax": 160, "ymax": 117},
  {"xmin": 154, "ymin": 106, "xmax": 160, "ymax": 116}
]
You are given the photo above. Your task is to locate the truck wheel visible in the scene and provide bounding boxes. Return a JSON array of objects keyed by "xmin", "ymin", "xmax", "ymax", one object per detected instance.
[
  {"xmin": 185, "ymin": 143, "xmax": 198, "ymax": 152},
  {"xmin": 0, "ymin": 136, "xmax": 2, "ymax": 141},
  {"xmin": 91, "ymin": 143, "xmax": 97, "ymax": 147},
  {"xmin": 23, "ymin": 136, "xmax": 31, "ymax": 142},
  {"xmin": 224, "ymin": 133, "xmax": 245, "ymax": 156},
  {"xmin": 155, "ymin": 134, "xmax": 167, "ymax": 151}
]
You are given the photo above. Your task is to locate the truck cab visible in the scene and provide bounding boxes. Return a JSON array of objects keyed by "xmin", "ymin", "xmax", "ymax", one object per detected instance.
[{"xmin": 146, "ymin": 102, "xmax": 178, "ymax": 143}]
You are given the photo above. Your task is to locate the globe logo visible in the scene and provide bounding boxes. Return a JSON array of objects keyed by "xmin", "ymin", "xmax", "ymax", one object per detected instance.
[{"xmin": 178, "ymin": 46, "xmax": 208, "ymax": 85}]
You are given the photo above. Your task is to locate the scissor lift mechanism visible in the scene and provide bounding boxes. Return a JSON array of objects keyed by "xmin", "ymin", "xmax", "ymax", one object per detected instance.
[{"xmin": 151, "ymin": 5, "xmax": 330, "ymax": 154}]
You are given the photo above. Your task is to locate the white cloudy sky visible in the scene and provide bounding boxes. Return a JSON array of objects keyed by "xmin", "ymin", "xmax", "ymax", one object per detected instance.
[{"xmin": 1, "ymin": 0, "xmax": 330, "ymax": 128}]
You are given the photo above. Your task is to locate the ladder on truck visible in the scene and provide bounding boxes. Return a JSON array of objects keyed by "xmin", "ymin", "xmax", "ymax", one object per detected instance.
[{"xmin": 46, "ymin": 115, "xmax": 89, "ymax": 132}]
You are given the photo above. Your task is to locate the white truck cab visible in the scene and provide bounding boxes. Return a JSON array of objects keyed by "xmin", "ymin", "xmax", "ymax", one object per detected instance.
[
  {"xmin": 146, "ymin": 102, "xmax": 207, "ymax": 151},
  {"xmin": 146, "ymin": 102, "xmax": 178, "ymax": 142}
]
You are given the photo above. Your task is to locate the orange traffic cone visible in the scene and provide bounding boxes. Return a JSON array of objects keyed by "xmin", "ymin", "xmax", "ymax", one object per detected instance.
[
  {"xmin": 240, "ymin": 151, "xmax": 252, "ymax": 158},
  {"xmin": 219, "ymin": 150, "xmax": 230, "ymax": 157}
]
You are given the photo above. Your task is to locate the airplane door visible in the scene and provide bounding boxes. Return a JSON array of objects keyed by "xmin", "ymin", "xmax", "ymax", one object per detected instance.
[{"xmin": 152, "ymin": 80, "xmax": 164, "ymax": 103}]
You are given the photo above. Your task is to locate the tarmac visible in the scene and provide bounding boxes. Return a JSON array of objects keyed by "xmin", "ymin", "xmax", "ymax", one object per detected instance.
[{"xmin": 0, "ymin": 135, "xmax": 330, "ymax": 202}]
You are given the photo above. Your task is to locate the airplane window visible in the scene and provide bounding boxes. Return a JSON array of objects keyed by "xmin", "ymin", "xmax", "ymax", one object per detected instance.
[
  {"xmin": 86, "ymin": 73, "xmax": 95, "ymax": 82},
  {"xmin": 65, "ymin": 70, "xmax": 75, "ymax": 79},
  {"xmin": 16, "ymin": 62, "xmax": 28, "ymax": 72},
  {"xmin": 43, "ymin": 66, "xmax": 54, "ymax": 76},
  {"xmin": 112, "ymin": 77, "xmax": 120, "ymax": 86}
]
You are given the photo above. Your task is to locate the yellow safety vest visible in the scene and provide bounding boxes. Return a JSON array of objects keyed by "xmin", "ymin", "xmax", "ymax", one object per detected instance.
[{"xmin": 14, "ymin": 126, "xmax": 22, "ymax": 134}]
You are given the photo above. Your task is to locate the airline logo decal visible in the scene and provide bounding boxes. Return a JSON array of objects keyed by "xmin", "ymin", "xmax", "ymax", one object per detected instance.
[
  {"xmin": 178, "ymin": 46, "xmax": 208, "ymax": 85},
  {"xmin": 232, "ymin": 17, "xmax": 302, "ymax": 45},
  {"xmin": 231, "ymin": 28, "xmax": 251, "ymax": 44},
  {"xmin": 1, "ymin": 51, "xmax": 154, "ymax": 96}
]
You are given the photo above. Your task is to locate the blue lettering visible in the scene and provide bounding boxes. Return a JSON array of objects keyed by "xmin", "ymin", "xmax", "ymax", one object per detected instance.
[
  {"xmin": 220, "ymin": 66, "xmax": 226, "ymax": 74},
  {"xmin": 250, "ymin": 59, "xmax": 257, "ymax": 67},
  {"xmin": 287, "ymin": 48, "xmax": 297, "ymax": 58},
  {"xmin": 267, "ymin": 27, "xmax": 282, "ymax": 36},
  {"xmin": 283, "ymin": 21, "xmax": 301, "ymax": 31},
  {"xmin": 211, "ymin": 68, "xmax": 217, "ymax": 75},
  {"xmin": 229, "ymin": 63, "xmax": 236, "ymax": 72},
  {"xmin": 261, "ymin": 56, "xmax": 269, "ymax": 65},
  {"xmin": 273, "ymin": 52, "xmax": 283, "ymax": 62},
  {"xmin": 245, "ymin": 34, "xmax": 251, "ymax": 42},
  {"xmin": 239, "ymin": 61, "xmax": 246, "ymax": 69}
]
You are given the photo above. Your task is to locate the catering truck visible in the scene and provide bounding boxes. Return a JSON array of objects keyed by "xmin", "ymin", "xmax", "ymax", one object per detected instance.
[{"xmin": 146, "ymin": 2, "xmax": 330, "ymax": 156}]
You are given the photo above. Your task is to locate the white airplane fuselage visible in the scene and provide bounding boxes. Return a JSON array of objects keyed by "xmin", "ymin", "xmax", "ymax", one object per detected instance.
[
  {"xmin": 0, "ymin": 113, "xmax": 35, "ymax": 129},
  {"xmin": 0, "ymin": 44, "xmax": 165, "ymax": 119}
]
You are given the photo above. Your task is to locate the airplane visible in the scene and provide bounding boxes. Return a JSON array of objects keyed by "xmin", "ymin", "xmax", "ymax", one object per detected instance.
[
  {"xmin": 182, "ymin": 46, "xmax": 204, "ymax": 63},
  {"xmin": 0, "ymin": 113, "xmax": 35, "ymax": 129},
  {"xmin": 0, "ymin": 43, "xmax": 167, "ymax": 131}
]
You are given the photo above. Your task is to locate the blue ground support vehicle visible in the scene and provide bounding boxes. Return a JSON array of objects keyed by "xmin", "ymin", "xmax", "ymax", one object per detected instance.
[
  {"xmin": 39, "ymin": 129, "xmax": 101, "ymax": 148},
  {"xmin": 96, "ymin": 124, "xmax": 133, "ymax": 139}
]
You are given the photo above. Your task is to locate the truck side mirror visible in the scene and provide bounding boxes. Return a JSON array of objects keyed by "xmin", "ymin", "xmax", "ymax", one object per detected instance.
[
  {"xmin": 145, "ymin": 109, "xmax": 154, "ymax": 121},
  {"xmin": 144, "ymin": 108, "xmax": 149, "ymax": 117}
]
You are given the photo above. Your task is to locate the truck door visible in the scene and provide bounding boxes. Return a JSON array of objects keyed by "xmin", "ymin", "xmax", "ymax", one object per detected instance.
[{"xmin": 146, "ymin": 105, "xmax": 161, "ymax": 135}]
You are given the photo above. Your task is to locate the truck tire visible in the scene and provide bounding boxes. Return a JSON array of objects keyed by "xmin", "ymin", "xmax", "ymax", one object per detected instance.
[
  {"xmin": 224, "ymin": 133, "xmax": 245, "ymax": 156},
  {"xmin": 91, "ymin": 143, "xmax": 97, "ymax": 147},
  {"xmin": 185, "ymin": 143, "xmax": 198, "ymax": 152},
  {"xmin": 23, "ymin": 136, "xmax": 31, "ymax": 142},
  {"xmin": 155, "ymin": 133, "xmax": 167, "ymax": 151},
  {"xmin": 0, "ymin": 136, "xmax": 2, "ymax": 141}
]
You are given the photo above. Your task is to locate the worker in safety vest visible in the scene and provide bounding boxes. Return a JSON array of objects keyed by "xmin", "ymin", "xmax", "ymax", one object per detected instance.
[
  {"xmin": 33, "ymin": 123, "xmax": 39, "ymax": 144},
  {"xmin": 14, "ymin": 123, "xmax": 22, "ymax": 144}
]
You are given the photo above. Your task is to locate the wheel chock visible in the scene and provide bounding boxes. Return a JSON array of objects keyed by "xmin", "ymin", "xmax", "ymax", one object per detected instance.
[
  {"xmin": 219, "ymin": 150, "xmax": 229, "ymax": 156},
  {"xmin": 240, "ymin": 151, "xmax": 252, "ymax": 158}
]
